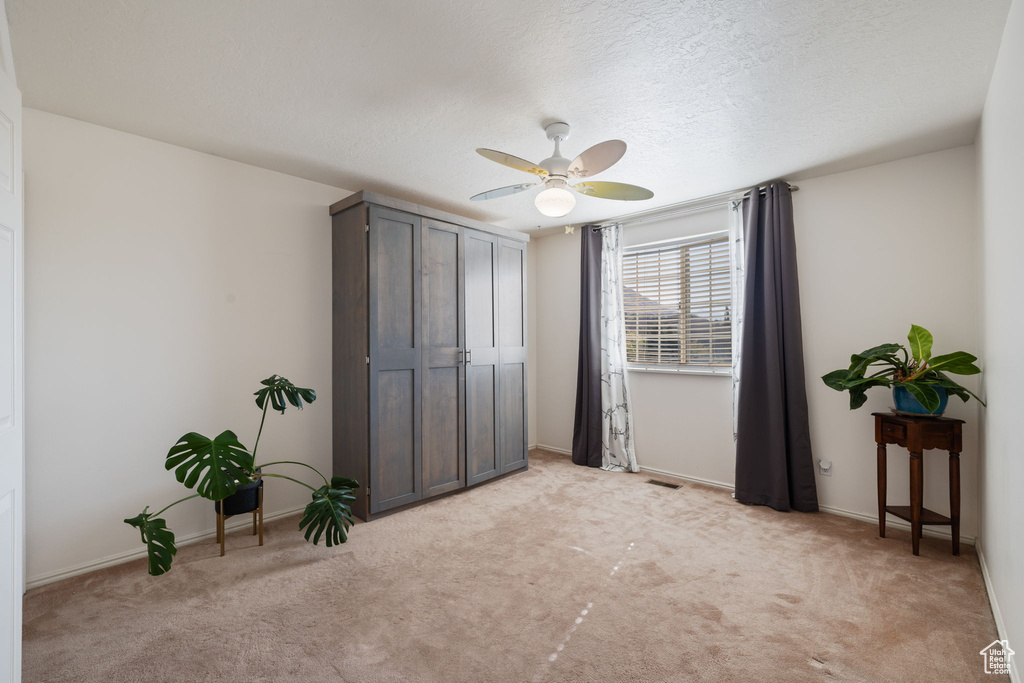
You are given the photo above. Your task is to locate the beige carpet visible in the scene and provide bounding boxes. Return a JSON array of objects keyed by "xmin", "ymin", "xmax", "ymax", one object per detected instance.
[{"xmin": 23, "ymin": 449, "xmax": 1004, "ymax": 682}]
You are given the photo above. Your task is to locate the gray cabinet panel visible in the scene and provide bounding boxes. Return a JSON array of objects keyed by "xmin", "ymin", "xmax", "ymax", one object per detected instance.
[
  {"xmin": 424, "ymin": 227, "xmax": 460, "ymax": 349},
  {"xmin": 466, "ymin": 364, "xmax": 498, "ymax": 484},
  {"xmin": 464, "ymin": 229, "xmax": 501, "ymax": 485},
  {"xmin": 498, "ymin": 239, "xmax": 528, "ymax": 472},
  {"xmin": 423, "ymin": 366, "xmax": 462, "ymax": 494},
  {"xmin": 499, "ymin": 242, "xmax": 525, "ymax": 348},
  {"xmin": 368, "ymin": 206, "xmax": 422, "ymax": 513},
  {"xmin": 332, "ymin": 205, "xmax": 370, "ymax": 521},
  {"xmin": 422, "ymin": 219, "xmax": 464, "ymax": 497},
  {"xmin": 465, "ymin": 236, "xmax": 495, "ymax": 349},
  {"xmin": 376, "ymin": 369, "xmax": 418, "ymax": 505},
  {"xmin": 500, "ymin": 362, "xmax": 527, "ymax": 472},
  {"xmin": 377, "ymin": 216, "xmax": 416, "ymax": 349}
]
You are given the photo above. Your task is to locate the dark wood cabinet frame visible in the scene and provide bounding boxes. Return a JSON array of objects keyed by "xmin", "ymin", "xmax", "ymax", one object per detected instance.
[{"xmin": 332, "ymin": 192, "xmax": 530, "ymax": 521}]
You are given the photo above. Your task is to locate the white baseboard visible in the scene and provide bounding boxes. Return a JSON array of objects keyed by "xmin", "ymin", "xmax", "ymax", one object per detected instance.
[
  {"xmin": 538, "ymin": 449, "xmax": 978, "ymax": 547},
  {"xmin": 25, "ymin": 504, "xmax": 307, "ymax": 590},
  {"xmin": 818, "ymin": 503, "xmax": 976, "ymax": 545},
  {"xmin": 637, "ymin": 464, "xmax": 735, "ymax": 491},
  {"xmin": 532, "ymin": 446, "xmax": 736, "ymax": 492},
  {"xmin": 977, "ymin": 541, "xmax": 1021, "ymax": 683},
  {"xmin": 532, "ymin": 443, "xmax": 571, "ymax": 456},
  {"xmin": 641, "ymin": 463, "xmax": 976, "ymax": 545}
]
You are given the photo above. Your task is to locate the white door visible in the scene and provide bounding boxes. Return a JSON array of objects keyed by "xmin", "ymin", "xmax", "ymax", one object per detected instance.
[{"xmin": 0, "ymin": 0, "xmax": 22, "ymax": 679}]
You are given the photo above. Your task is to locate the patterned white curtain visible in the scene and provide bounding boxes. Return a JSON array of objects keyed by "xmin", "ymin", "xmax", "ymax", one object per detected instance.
[
  {"xmin": 729, "ymin": 201, "xmax": 746, "ymax": 439},
  {"xmin": 599, "ymin": 224, "xmax": 638, "ymax": 472}
]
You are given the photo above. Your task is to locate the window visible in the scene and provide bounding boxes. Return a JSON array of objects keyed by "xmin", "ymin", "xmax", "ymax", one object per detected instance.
[{"xmin": 622, "ymin": 233, "xmax": 731, "ymax": 368}]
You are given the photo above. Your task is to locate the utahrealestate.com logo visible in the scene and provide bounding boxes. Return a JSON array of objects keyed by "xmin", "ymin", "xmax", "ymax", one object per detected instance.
[{"xmin": 980, "ymin": 640, "xmax": 1015, "ymax": 675}]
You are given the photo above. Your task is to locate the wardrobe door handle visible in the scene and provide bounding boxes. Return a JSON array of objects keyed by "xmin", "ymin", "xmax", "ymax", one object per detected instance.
[{"xmin": 465, "ymin": 349, "xmax": 473, "ymax": 365}]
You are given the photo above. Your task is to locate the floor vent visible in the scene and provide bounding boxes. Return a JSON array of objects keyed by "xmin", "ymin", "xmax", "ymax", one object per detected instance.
[{"xmin": 646, "ymin": 479, "xmax": 681, "ymax": 489}]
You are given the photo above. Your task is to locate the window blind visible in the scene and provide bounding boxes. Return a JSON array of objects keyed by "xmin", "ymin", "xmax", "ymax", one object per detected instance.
[{"xmin": 622, "ymin": 234, "xmax": 731, "ymax": 367}]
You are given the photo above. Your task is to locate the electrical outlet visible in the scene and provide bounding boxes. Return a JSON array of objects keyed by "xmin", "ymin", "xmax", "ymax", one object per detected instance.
[{"xmin": 818, "ymin": 459, "xmax": 833, "ymax": 476}]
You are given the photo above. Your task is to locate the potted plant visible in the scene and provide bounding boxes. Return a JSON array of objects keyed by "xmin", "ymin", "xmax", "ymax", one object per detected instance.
[
  {"xmin": 124, "ymin": 374, "xmax": 358, "ymax": 576},
  {"xmin": 821, "ymin": 324, "xmax": 985, "ymax": 415}
]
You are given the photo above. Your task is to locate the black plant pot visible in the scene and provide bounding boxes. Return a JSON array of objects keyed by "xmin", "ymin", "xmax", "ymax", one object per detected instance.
[{"xmin": 214, "ymin": 470, "xmax": 263, "ymax": 516}]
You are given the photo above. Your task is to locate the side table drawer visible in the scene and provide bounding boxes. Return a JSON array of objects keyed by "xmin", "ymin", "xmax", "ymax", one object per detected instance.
[{"xmin": 882, "ymin": 422, "xmax": 906, "ymax": 441}]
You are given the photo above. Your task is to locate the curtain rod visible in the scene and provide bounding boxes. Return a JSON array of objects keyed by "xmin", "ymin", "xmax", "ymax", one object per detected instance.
[{"xmin": 587, "ymin": 184, "xmax": 799, "ymax": 230}]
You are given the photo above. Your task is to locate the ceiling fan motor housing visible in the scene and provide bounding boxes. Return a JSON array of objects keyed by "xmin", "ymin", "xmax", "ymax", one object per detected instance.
[
  {"xmin": 540, "ymin": 154, "xmax": 570, "ymax": 178},
  {"xmin": 540, "ymin": 122, "xmax": 572, "ymax": 178}
]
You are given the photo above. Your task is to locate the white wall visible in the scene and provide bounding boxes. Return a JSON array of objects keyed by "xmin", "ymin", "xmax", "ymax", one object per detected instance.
[
  {"xmin": 533, "ymin": 227, "xmax": 581, "ymax": 452},
  {"xmin": 24, "ymin": 110, "xmax": 350, "ymax": 585},
  {"xmin": 527, "ymin": 243, "xmax": 538, "ymax": 447},
  {"xmin": 977, "ymin": 0, "xmax": 1024, "ymax": 676},
  {"xmin": 533, "ymin": 145, "xmax": 981, "ymax": 538},
  {"xmin": 797, "ymin": 146, "xmax": 980, "ymax": 537}
]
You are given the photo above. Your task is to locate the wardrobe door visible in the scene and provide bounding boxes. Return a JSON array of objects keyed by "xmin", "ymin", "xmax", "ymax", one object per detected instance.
[
  {"xmin": 463, "ymin": 228, "xmax": 501, "ymax": 486},
  {"xmin": 421, "ymin": 219, "xmax": 464, "ymax": 497},
  {"xmin": 498, "ymin": 238, "xmax": 528, "ymax": 473},
  {"xmin": 368, "ymin": 207, "xmax": 422, "ymax": 513}
]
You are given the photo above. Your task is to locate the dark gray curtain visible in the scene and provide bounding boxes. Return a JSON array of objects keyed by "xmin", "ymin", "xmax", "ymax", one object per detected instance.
[
  {"xmin": 572, "ymin": 226, "xmax": 603, "ymax": 467},
  {"xmin": 735, "ymin": 182, "xmax": 818, "ymax": 512}
]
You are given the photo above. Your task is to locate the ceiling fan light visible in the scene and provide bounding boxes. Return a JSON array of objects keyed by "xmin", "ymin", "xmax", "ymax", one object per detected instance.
[{"xmin": 535, "ymin": 186, "xmax": 576, "ymax": 217}]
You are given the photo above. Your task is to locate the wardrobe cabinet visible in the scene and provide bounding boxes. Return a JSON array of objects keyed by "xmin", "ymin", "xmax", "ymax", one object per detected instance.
[{"xmin": 331, "ymin": 192, "xmax": 529, "ymax": 521}]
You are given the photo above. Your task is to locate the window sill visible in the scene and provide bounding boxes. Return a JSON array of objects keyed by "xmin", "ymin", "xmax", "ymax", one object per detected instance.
[{"xmin": 626, "ymin": 365, "xmax": 733, "ymax": 377}]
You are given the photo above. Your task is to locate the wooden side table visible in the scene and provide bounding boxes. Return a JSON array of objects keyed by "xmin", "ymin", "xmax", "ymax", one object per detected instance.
[{"xmin": 873, "ymin": 412, "xmax": 964, "ymax": 556}]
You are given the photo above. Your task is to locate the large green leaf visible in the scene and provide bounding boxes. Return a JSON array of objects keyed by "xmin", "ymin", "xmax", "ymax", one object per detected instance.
[
  {"xmin": 822, "ymin": 369, "xmax": 854, "ymax": 391},
  {"xmin": 165, "ymin": 430, "xmax": 253, "ymax": 500},
  {"xmin": 857, "ymin": 343, "xmax": 903, "ymax": 359},
  {"xmin": 849, "ymin": 387, "xmax": 869, "ymax": 410},
  {"xmin": 932, "ymin": 372, "xmax": 987, "ymax": 406},
  {"xmin": 124, "ymin": 509, "xmax": 177, "ymax": 576},
  {"xmin": 254, "ymin": 375, "xmax": 317, "ymax": 414},
  {"xmin": 847, "ymin": 355, "xmax": 873, "ymax": 377},
  {"xmin": 299, "ymin": 483, "xmax": 357, "ymax": 547},
  {"xmin": 848, "ymin": 344, "xmax": 905, "ymax": 377},
  {"xmin": 822, "ymin": 369, "xmax": 890, "ymax": 393},
  {"xmin": 331, "ymin": 476, "xmax": 361, "ymax": 490},
  {"xmin": 907, "ymin": 325, "xmax": 933, "ymax": 362},
  {"xmin": 927, "ymin": 351, "xmax": 981, "ymax": 375},
  {"xmin": 903, "ymin": 381, "xmax": 942, "ymax": 413},
  {"xmin": 842, "ymin": 376, "xmax": 891, "ymax": 389}
]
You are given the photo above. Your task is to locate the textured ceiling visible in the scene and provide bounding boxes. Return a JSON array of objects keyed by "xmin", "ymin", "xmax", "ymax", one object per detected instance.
[{"xmin": 7, "ymin": 0, "xmax": 1011, "ymax": 232}]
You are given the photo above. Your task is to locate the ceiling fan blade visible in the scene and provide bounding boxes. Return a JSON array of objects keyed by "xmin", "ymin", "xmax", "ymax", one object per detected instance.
[
  {"xmin": 568, "ymin": 140, "xmax": 626, "ymax": 178},
  {"xmin": 470, "ymin": 182, "xmax": 539, "ymax": 201},
  {"xmin": 573, "ymin": 181, "xmax": 654, "ymax": 201},
  {"xmin": 476, "ymin": 148, "xmax": 548, "ymax": 177}
]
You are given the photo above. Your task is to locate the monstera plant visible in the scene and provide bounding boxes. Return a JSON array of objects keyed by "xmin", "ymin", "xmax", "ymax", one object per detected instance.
[
  {"xmin": 125, "ymin": 374, "xmax": 358, "ymax": 575},
  {"xmin": 821, "ymin": 324, "xmax": 985, "ymax": 414}
]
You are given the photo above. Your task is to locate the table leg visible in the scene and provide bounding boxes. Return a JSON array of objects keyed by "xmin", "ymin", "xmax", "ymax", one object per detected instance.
[
  {"xmin": 918, "ymin": 455, "xmax": 925, "ymax": 540},
  {"xmin": 877, "ymin": 443, "xmax": 887, "ymax": 538},
  {"xmin": 950, "ymin": 452, "xmax": 961, "ymax": 556},
  {"xmin": 258, "ymin": 486, "xmax": 264, "ymax": 547},
  {"xmin": 910, "ymin": 451, "xmax": 923, "ymax": 556}
]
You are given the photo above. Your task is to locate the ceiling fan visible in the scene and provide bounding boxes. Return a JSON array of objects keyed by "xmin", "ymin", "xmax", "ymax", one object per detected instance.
[{"xmin": 471, "ymin": 122, "xmax": 654, "ymax": 218}]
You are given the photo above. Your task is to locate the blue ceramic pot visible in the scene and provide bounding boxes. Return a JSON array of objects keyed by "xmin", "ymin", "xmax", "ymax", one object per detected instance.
[{"xmin": 893, "ymin": 385, "xmax": 948, "ymax": 415}]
